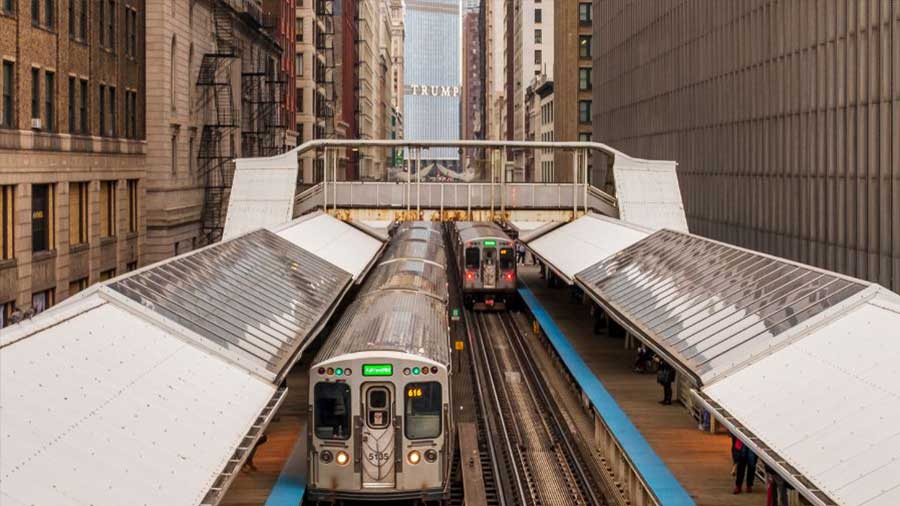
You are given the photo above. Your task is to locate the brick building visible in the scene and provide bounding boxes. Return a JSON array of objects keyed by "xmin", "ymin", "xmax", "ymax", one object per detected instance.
[
  {"xmin": 552, "ymin": 0, "xmax": 592, "ymax": 182},
  {"xmin": 0, "ymin": 0, "xmax": 146, "ymax": 324}
]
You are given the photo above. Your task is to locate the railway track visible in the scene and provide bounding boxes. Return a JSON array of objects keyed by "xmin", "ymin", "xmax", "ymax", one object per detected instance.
[{"xmin": 468, "ymin": 310, "xmax": 607, "ymax": 506}]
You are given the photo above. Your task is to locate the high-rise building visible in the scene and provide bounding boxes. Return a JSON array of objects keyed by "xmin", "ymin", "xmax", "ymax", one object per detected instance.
[
  {"xmin": 593, "ymin": 1, "xmax": 900, "ymax": 291},
  {"xmin": 264, "ymin": 0, "xmax": 298, "ymax": 149},
  {"xmin": 404, "ymin": 0, "xmax": 462, "ymax": 173},
  {"xmin": 510, "ymin": 0, "xmax": 551, "ymax": 177},
  {"xmin": 0, "ymin": 0, "xmax": 147, "ymax": 322},
  {"xmin": 552, "ymin": 0, "xmax": 591, "ymax": 182},
  {"xmin": 144, "ymin": 0, "xmax": 287, "ymax": 260},
  {"xmin": 462, "ymin": 1, "xmax": 484, "ymax": 142}
]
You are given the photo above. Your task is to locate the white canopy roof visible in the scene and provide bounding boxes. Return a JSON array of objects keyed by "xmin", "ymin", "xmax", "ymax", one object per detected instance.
[
  {"xmin": 698, "ymin": 288, "xmax": 900, "ymax": 506},
  {"xmin": 525, "ymin": 214, "xmax": 650, "ymax": 283},
  {"xmin": 613, "ymin": 158, "xmax": 689, "ymax": 232},
  {"xmin": 271, "ymin": 212, "xmax": 386, "ymax": 280},
  {"xmin": 0, "ymin": 295, "xmax": 277, "ymax": 506},
  {"xmin": 222, "ymin": 154, "xmax": 298, "ymax": 240}
]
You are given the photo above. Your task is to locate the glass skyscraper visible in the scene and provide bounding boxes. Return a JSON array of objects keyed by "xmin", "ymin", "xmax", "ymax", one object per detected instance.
[{"xmin": 404, "ymin": 0, "xmax": 461, "ymax": 170}]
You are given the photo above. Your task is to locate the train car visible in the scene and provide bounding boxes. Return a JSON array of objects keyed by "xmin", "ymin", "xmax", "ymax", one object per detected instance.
[
  {"xmin": 448, "ymin": 222, "xmax": 517, "ymax": 310},
  {"xmin": 308, "ymin": 221, "xmax": 452, "ymax": 502}
]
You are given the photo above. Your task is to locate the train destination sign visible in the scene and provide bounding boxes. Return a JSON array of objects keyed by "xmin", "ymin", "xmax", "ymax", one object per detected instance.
[{"xmin": 362, "ymin": 364, "xmax": 394, "ymax": 376}]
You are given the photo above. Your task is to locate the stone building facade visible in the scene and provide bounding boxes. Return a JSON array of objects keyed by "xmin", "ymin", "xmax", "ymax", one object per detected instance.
[
  {"xmin": 552, "ymin": 0, "xmax": 592, "ymax": 182},
  {"xmin": 143, "ymin": 0, "xmax": 285, "ymax": 262},
  {"xmin": 0, "ymin": 0, "xmax": 146, "ymax": 324}
]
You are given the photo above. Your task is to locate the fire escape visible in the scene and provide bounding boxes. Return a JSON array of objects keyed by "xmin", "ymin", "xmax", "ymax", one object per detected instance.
[
  {"xmin": 316, "ymin": 0, "xmax": 336, "ymax": 139},
  {"xmin": 197, "ymin": 0, "xmax": 238, "ymax": 245},
  {"xmin": 241, "ymin": 52, "xmax": 287, "ymax": 158}
]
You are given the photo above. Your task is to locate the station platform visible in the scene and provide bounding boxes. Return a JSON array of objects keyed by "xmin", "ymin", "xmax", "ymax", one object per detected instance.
[
  {"xmin": 519, "ymin": 267, "xmax": 760, "ymax": 506},
  {"xmin": 222, "ymin": 367, "xmax": 309, "ymax": 506}
]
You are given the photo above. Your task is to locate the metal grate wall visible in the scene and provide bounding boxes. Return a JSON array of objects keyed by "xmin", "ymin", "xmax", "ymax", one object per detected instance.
[{"xmin": 593, "ymin": 0, "xmax": 900, "ymax": 291}]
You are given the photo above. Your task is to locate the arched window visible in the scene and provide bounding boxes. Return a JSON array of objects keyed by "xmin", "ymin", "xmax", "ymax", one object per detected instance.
[{"xmin": 170, "ymin": 36, "xmax": 177, "ymax": 112}]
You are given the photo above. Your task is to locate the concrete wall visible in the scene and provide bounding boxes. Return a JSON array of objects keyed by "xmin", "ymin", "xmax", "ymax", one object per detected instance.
[{"xmin": 594, "ymin": 0, "xmax": 900, "ymax": 291}]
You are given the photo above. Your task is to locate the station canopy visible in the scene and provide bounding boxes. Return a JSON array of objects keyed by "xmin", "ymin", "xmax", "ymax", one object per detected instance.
[
  {"xmin": 573, "ymin": 228, "xmax": 900, "ymax": 506},
  {"xmin": 0, "ymin": 225, "xmax": 362, "ymax": 505},
  {"xmin": 697, "ymin": 288, "xmax": 900, "ymax": 506},
  {"xmin": 270, "ymin": 211, "xmax": 387, "ymax": 281},
  {"xmin": 110, "ymin": 229, "xmax": 353, "ymax": 381},
  {"xmin": 524, "ymin": 214, "xmax": 650, "ymax": 284},
  {"xmin": 0, "ymin": 295, "xmax": 280, "ymax": 506},
  {"xmin": 575, "ymin": 229, "xmax": 868, "ymax": 385}
]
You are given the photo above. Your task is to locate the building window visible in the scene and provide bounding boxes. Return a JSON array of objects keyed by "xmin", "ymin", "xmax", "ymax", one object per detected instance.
[
  {"xmin": 79, "ymin": 0, "xmax": 87, "ymax": 39},
  {"xmin": 127, "ymin": 179, "xmax": 138, "ymax": 233},
  {"xmin": 68, "ymin": 182, "xmax": 88, "ymax": 245},
  {"xmin": 126, "ymin": 261, "xmax": 137, "ymax": 272},
  {"xmin": 99, "ymin": 0, "xmax": 105, "ymax": 45},
  {"xmin": 68, "ymin": 0, "xmax": 74, "ymax": 35},
  {"xmin": 534, "ymin": 8, "xmax": 541, "ymax": 23},
  {"xmin": 170, "ymin": 134, "xmax": 177, "ymax": 173},
  {"xmin": 579, "ymin": 68, "xmax": 592, "ymax": 91},
  {"xmin": 69, "ymin": 277, "xmax": 88, "ymax": 295},
  {"xmin": 1, "ymin": 0, "xmax": 14, "ymax": 15},
  {"xmin": 535, "ymin": 29, "xmax": 542, "ymax": 44},
  {"xmin": 187, "ymin": 134, "xmax": 194, "ymax": 173},
  {"xmin": 579, "ymin": 133, "xmax": 591, "ymax": 142},
  {"xmin": 125, "ymin": 7, "xmax": 137, "ymax": 57},
  {"xmin": 534, "ymin": 50, "xmax": 542, "ymax": 66},
  {"xmin": 1, "ymin": 61, "xmax": 13, "ymax": 128},
  {"xmin": 44, "ymin": 0, "xmax": 53, "ymax": 27},
  {"xmin": 579, "ymin": 2, "xmax": 591, "ymax": 24},
  {"xmin": 0, "ymin": 301, "xmax": 14, "ymax": 329},
  {"xmin": 68, "ymin": 76, "xmax": 75, "ymax": 132},
  {"xmin": 170, "ymin": 37, "xmax": 176, "ymax": 110},
  {"xmin": 579, "ymin": 35, "xmax": 592, "ymax": 59},
  {"xmin": 100, "ymin": 180, "xmax": 116, "ymax": 237},
  {"xmin": 98, "ymin": 85, "xmax": 105, "ymax": 134},
  {"xmin": 296, "ymin": 53, "xmax": 303, "ymax": 77},
  {"xmin": 31, "ymin": 0, "xmax": 39, "ymax": 24},
  {"xmin": 31, "ymin": 68, "xmax": 40, "ymax": 122},
  {"xmin": 579, "ymin": 100, "xmax": 592, "ymax": 123},
  {"xmin": 107, "ymin": 0, "xmax": 115, "ymax": 49},
  {"xmin": 31, "ymin": 184, "xmax": 54, "ymax": 252},
  {"xmin": 298, "ymin": 123, "xmax": 304, "ymax": 143},
  {"xmin": 79, "ymin": 79, "xmax": 88, "ymax": 133},
  {"xmin": 99, "ymin": 269, "xmax": 116, "ymax": 281},
  {"xmin": 44, "ymin": 71, "xmax": 54, "ymax": 131},
  {"xmin": 1, "ymin": 185, "xmax": 14, "ymax": 260},
  {"xmin": 298, "ymin": 87, "xmax": 303, "ymax": 113},
  {"xmin": 32, "ymin": 288, "xmax": 54, "ymax": 314},
  {"xmin": 296, "ymin": 17, "xmax": 303, "ymax": 41},
  {"xmin": 108, "ymin": 86, "xmax": 116, "ymax": 136}
]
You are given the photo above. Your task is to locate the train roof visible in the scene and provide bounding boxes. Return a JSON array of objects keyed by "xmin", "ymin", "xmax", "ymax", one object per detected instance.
[
  {"xmin": 383, "ymin": 234, "xmax": 448, "ymax": 268},
  {"xmin": 361, "ymin": 259, "xmax": 449, "ymax": 303},
  {"xmin": 313, "ymin": 290, "xmax": 450, "ymax": 365},
  {"xmin": 454, "ymin": 222, "xmax": 513, "ymax": 243}
]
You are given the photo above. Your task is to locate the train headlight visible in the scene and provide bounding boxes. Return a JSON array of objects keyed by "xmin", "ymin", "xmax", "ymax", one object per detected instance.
[
  {"xmin": 335, "ymin": 451, "xmax": 350, "ymax": 466},
  {"xmin": 425, "ymin": 449, "xmax": 438, "ymax": 463},
  {"xmin": 407, "ymin": 450, "xmax": 421, "ymax": 465},
  {"xmin": 320, "ymin": 450, "xmax": 333, "ymax": 463}
]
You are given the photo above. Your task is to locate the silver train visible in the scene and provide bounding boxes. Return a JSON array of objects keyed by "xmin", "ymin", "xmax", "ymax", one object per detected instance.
[
  {"xmin": 308, "ymin": 221, "xmax": 453, "ymax": 502},
  {"xmin": 448, "ymin": 222, "xmax": 517, "ymax": 310}
]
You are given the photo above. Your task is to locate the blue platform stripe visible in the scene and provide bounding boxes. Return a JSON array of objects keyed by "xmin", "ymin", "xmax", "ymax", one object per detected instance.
[
  {"xmin": 519, "ymin": 285, "xmax": 696, "ymax": 506},
  {"xmin": 265, "ymin": 424, "xmax": 307, "ymax": 506}
]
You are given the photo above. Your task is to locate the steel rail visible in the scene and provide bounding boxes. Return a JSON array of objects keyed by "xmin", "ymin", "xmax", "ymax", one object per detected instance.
[
  {"xmin": 467, "ymin": 310, "xmax": 526, "ymax": 505},
  {"xmin": 499, "ymin": 312, "xmax": 607, "ymax": 506},
  {"xmin": 463, "ymin": 311, "xmax": 522, "ymax": 506}
]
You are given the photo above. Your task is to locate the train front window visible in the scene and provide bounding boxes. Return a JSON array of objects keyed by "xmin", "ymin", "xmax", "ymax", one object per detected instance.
[
  {"xmin": 499, "ymin": 247, "xmax": 515, "ymax": 270},
  {"xmin": 314, "ymin": 382, "xmax": 351, "ymax": 440},
  {"xmin": 483, "ymin": 248, "xmax": 497, "ymax": 266},
  {"xmin": 405, "ymin": 382, "xmax": 442, "ymax": 440},
  {"xmin": 465, "ymin": 247, "xmax": 480, "ymax": 269}
]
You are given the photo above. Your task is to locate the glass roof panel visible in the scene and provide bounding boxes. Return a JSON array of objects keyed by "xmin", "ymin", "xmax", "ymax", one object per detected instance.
[
  {"xmin": 110, "ymin": 229, "xmax": 352, "ymax": 378},
  {"xmin": 576, "ymin": 230, "xmax": 868, "ymax": 383}
]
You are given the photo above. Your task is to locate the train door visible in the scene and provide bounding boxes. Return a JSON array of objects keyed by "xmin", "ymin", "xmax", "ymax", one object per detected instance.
[
  {"xmin": 361, "ymin": 384, "xmax": 396, "ymax": 489},
  {"xmin": 482, "ymin": 246, "xmax": 497, "ymax": 288}
]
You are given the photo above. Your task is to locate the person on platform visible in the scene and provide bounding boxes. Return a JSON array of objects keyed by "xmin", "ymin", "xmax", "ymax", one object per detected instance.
[
  {"xmin": 732, "ymin": 436, "xmax": 757, "ymax": 494},
  {"xmin": 516, "ymin": 241, "xmax": 527, "ymax": 265},
  {"xmin": 656, "ymin": 361, "xmax": 675, "ymax": 405}
]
